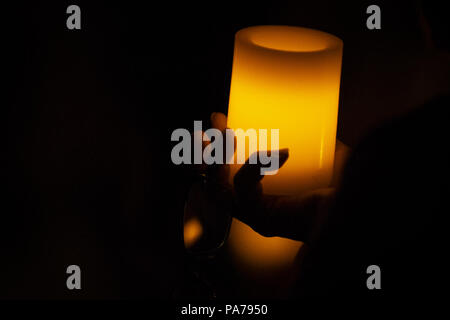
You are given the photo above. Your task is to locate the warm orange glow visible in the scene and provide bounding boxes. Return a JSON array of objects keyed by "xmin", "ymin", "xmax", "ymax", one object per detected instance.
[
  {"xmin": 228, "ymin": 219, "xmax": 300, "ymax": 270},
  {"xmin": 184, "ymin": 217, "xmax": 203, "ymax": 248},
  {"xmin": 226, "ymin": 26, "xmax": 343, "ymax": 274}
]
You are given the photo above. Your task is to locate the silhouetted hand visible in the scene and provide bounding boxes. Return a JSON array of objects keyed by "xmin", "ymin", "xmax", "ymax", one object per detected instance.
[{"xmin": 184, "ymin": 112, "xmax": 351, "ymax": 249}]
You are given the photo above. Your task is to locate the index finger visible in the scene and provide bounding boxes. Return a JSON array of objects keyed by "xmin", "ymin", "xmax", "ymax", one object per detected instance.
[{"xmin": 210, "ymin": 112, "xmax": 227, "ymax": 132}]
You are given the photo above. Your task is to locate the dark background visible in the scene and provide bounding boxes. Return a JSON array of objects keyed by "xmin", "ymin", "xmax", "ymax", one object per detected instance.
[{"xmin": 1, "ymin": 1, "xmax": 449, "ymax": 298}]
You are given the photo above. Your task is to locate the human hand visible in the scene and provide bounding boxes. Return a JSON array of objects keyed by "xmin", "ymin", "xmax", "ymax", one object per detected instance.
[{"xmin": 184, "ymin": 112, "xmax": 351, "ymax": 249}]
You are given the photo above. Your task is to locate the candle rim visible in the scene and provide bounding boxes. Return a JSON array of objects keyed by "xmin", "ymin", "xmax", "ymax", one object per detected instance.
[{"xmin": 236, "ymin": 25, "xmax": 343, "ymax": 54}]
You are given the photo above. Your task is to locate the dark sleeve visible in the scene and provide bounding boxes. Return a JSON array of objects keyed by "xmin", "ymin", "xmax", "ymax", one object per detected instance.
[{"xmin": 297, "ymin": 95, "xmax": 450, "ymax": 297}]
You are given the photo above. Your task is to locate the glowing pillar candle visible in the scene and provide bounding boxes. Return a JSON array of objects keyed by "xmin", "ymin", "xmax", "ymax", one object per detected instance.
[{"xmin": 226, "ymin": 26, "xmax": 343, "ymax": 277}]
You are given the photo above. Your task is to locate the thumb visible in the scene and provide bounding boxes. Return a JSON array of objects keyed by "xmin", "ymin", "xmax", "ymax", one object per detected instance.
[{"xmin": 234, "ymin": 149, "xmax": 289, "ymax": 194}]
